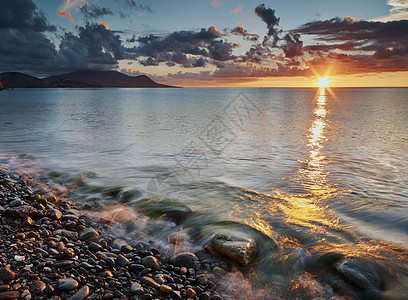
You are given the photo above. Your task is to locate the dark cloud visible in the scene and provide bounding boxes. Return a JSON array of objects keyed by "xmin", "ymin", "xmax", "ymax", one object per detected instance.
[
  {"xmin": 80, "ymin": 4, "xmax": 113, "ymax": 20},
  {"xmin": 127, "ymin": 26, "xmax": 235, "ymax": 67},
  {"xmin": 59, "ymin": 23, "xmax": 125, "ymax": 68},
  {"xmin": 229, "ymin": 24, "xmax": 259, "ymax": 41},
  {"xmin": 282, "ymin": 33, "xmax": 303, "ymax": 58},
  {"xmin": 0, "ymin": 0, "xmax": 55, "ymax": 31},
  {"xmin": 254, "ymin": 4, "xmax": 280, "ymax": 45},
  {"xmin": 293, "ymin": 17, "xmax": 408, "ymax": 73},
  {"xmin": 117, "ymin": 0, "xmax": 152, "ymax": 17}
]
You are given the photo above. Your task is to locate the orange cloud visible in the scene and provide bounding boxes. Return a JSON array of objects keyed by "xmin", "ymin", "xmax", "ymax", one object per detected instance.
[
  {"xmin": 210, "ymin": 1, "xmax": 220, "ymax": 8},
  {"xmin": 99, "ymin": 21, "xmax": 109, "ymax": 30},
  {"xmin": 57, "ymin": 9, "xmax": 73, "ymax": 21},
  {"xmin": 231, "ymin": 4, "xmax": 244, "ymax": 13}
]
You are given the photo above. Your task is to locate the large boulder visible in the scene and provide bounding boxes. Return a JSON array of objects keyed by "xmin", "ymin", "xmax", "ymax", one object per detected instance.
[
  {"xmin": 336, "ymin": 260, "xmax": 381, "ymax": 291},
  {"xmin": 173, "ymin": 252, "xmax": 200, "ymax": 269},
  {"xmin": 211, "ymin": 234, "xmax": 256, "ymax": 266}
]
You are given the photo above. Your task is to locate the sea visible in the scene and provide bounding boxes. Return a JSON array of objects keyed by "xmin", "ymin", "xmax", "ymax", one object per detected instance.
[{"xmin": 1, "ymin": 87, "xmax": 407, "ymax": 299}]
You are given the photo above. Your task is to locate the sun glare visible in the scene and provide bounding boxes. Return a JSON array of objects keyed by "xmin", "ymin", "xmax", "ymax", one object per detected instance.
[{"xmin": 316, "ymin": 76, "xmax": 330, "ymax": 88}]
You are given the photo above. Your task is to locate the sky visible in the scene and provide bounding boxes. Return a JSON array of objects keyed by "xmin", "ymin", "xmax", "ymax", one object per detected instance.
[{"xmin": 1, "ymin": 0, "xmax": 408, "ymax": 87}]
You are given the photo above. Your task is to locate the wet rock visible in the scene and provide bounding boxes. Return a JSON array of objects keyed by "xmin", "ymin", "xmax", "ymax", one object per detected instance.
[
  {"xmin": 16, "ymin": 232, "xmax": 25, "ymax": 240},
  {"xmin": 129, "ymin": 263, "xmax": 145, "ymax": 273},
  {"xmin": 337, "ymin": 260, "xmax": 381, "ymax": 291},
  {"xmin": 130, "ymin": 282, "xmax": 144, "ymax": 295},
  {"xmin": 112, "ymin": 239, "xmax": 128, "ymax": 250},
  {"xmin": 9, "ymin": 199, "xmax": 24, "ymax": 207},
  {"xmin": 141, "ymin": 276, "xmax": 160, "ymax": 289},
  {"xmin": 160, "ymin": 284, "xmax": 173, "ymax": 293},
  {"xmin": 196, "ymin": 274, "xmax": 209, "ymax": 285},
  {"xmin": 211, "ymin": 234, "xmax": 256, "ymax": 266},
  {"xmin": 48, "ymin": 209, "xmax": 62, "ymax": 220},
  {"xmin": 67, "ymin": 285, "xmax": 89, "ymax": 300},
  {"xmin": 79, "ymin": 228, "xmax": 99, "ymax": 241},
  {"xmin": 88, "ymin": 242, "xmax": 103, "ymax": 252},
  {"xmin": 0, "ymin": 268, "xmax": 15, "ymax": 283},
  {"xmin": 200, "ymin": 292, "xmax": 211, "ymax": 300},
  {"xmin": 117, "ymin": 254, "xmax": 130, "ymax": 267},
  {"xmin": 187, "ymin": 287, "xmax": 196, "ymax": 298},
  {"xmin": 173, "ymin": 252, "xmax": 200, "ymax": 269},
  {"xmin": 142, "ymin": 255, "xmax": 161, "ymax": 270},
  {"xmin": 30, "ymin": 280, "xmax": 46, "ymax": 295},
  {"xmin": 0, "ymin": 291, "xmax": 20, "ymax": 300},
  {"xmin": 56, "ymin": 278, "xmax": 79, "ymax": 291},
  {"xmin": 5, "ymin": 205, "xmax": 38, "ymax": 218}
]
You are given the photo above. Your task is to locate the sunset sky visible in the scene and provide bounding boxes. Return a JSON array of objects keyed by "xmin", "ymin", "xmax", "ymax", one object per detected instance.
[{"xmin": 1, "ymin": 0, "xmax": 408, "ymax": 87}]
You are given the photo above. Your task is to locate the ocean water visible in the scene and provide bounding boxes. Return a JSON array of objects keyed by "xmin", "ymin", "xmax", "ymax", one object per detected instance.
[{"xmin": 1, "ymin": 87, "xmax": 408, "ymax": 298}]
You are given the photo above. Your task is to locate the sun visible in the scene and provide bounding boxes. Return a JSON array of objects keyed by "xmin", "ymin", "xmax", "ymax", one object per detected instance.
[{"xmin": 316, "ymin": 76, "xmax": 330, "ymax": 88}]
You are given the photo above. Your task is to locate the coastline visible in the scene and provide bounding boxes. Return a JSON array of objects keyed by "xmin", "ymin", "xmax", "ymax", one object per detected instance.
[{"xmin": 0, "ymin": 168, "xmax": 220, "ymax": 300}]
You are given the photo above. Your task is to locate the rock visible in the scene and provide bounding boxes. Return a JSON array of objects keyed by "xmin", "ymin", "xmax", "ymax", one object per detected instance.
[
  {"xmin": 45, "ymin": 194, "xmax": 58, "ymax": 203},
  {"xmin": 9, "ymin": 199, "xmax": 23, "ymax": 207},
  {"xmin": 16, "ymin": 233, "xmax": 25, "ymax": 240},
  {"xmin": 88, "ymin": 242, "xmax": 103, "ymax": 252},
  {"xmin": 30, "ymin": 280, "xmax": 46, "ymax": 294},
  {"xmin": 0, "ymin": 268, "xmax": 15, "ymax": 283},
  {"xmin": 79, "ymin": 228, "xmax": 99, "ymax": 241},
  {"xmin": 187, "ymin": 287, "xmax": 196, "ymax": 298},
  {"xmin": 130, "ymin": 282, "xmax": 144, "ymax": 295},
  {"xmin": 211, "ymin": 234, "xmax": 256, "ymax": 266},
  {"xmin": 5, "ymin": 205, "xmax": 38, "ymax": 218},
  {"xmin": 142, "ymin": 256, "xmax": 161, "ymax": 270},
  {"xmin": 67, "ymin": 285, "xmax": 89, "ymax": 300},
  {"xmin": 129, "ymin": 264, "xmax": 144, "ymax": 273},
  {"xmin": 48, "ymin": 209, "xmax": 62, "ymax": 220},
  {"xmin": 63, "ymin": 248, "xmax": 76, "ymax": 258},
  {"xmin": 141, "ymin": 276, "xmax": 160, "ymax": 289},
  {"xmin": 200, "ymin": 292, "xmax": 211, "ymax": 300},
  {"xmin": 112, "ymin": 239, "xmax": 128, "ymax": 250},
  {"xmin": 117, "ymin": 254, "xmax": 129, "ymax": 267},
  {"xmin": 337, "ymin": 260, "xmax": 381, "ymax": 291},
  {"xmin": 56, "ymin": 278, "xmax": 79, "ymax": 291},
  {"xmin": 0, "ymin": 291, "xmax": 20, "ymax": 300},
  {"xmin": 196, "ymin": 274, "xmax": 209, "ymax": 285},
  {"xmin": 154, "ymin": 274, "xmax": 166, "ymax": 284},
  {"xmin": 96, "ymin": 252, "xmax": 116, "ymax": 267},
  {"xmin": 160, "ymin": 284, "xmax": 173, "ymax": 293},
  {"xmin": 173, "ymin": 252, "xmax": 200, "ymax": 269}
]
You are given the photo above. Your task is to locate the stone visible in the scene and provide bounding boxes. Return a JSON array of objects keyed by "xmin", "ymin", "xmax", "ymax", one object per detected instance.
[
  {"xmin": 67, "ymin": 285, "xmax": 89, "ymax": 300},
  {"xmin": 186, "ymin": 287, "xmax": 196, "ymax": 298},
  {"xmin": 159, "ymin": 284, "xmax": 173, "ymax": 293},
  {"xmin": 117, "ymin": 254, "xmax": 129, "ymax": 267},
  {"xmin": 88, "ymin": 242, "xmax": 103, "ymax": 252},
  {"xmin": 0, "ymin": 268, "xmax": 15, "ymax": 283},
  {"xmin": 154, "ymin": 274, "xmax": 166, "ymax": 284},
  {"xmin": 45, "ymin": 194, "xmax": 58, "ymax": 203},
  {"xmin": 79, "ymin": 228, "xmax": 99, "ymax": 241},
  {"xmin": 200, "ymin": 292, "xmax": 211, "ymax": 300},
  {"xmin": 56, "ymin": 278, "xmax": 79, "ymax": 291},
  {"xmin": 211, "ymin": 234, "xmax": 257, "ymax": 266},
  {"xmin": 141, "ymin": 276, "xmax": 160, "ymax": 289},
  {"xmin": 0, "ymin": 291, "xmax": 20, "ymax": 300},
  {"xmin": 5, "ymin": 205, "xmax": 38, "ymax": 218},
  {"xmin": 112, "ymin": 239, "xmax": 128, "ymax": 250},
  {"xmin": 142, "ymin": 256, "xmax": 161, "ymax": 270},
  {"xmin": 129, "ymin": 263, "xmax": 144, "ymax": 273},
  {"xmin": 30, "ymin": 280, "xmax": 46, "ymax": 294},
  {"xmin": 9, "ymin": 199, "xmax": 23, "ymax": 207},
  {"xmin": 196, "ymin": 274, "xmax": 209, "ymax": 285},
  {"xmin": 173, "ymin": 252, "xmax": 200, "ymax": 269},
  {"xmin": 48, "ymin": 209, "xmax": 62, "ymax": 220},
  {"xmin": 16, "ymin": 233, "xmax": 25, "ymax": 240},
  {"xmin": 130, "ymin": 282, "xmax": 144, "ymax": 295},
  {"xmin": 337, "ymin": 260, "xmax": 381, "ymax": 291},
  {"xmin": 64, "ymin": 248, "xmax": 76, "ymax": 258}
]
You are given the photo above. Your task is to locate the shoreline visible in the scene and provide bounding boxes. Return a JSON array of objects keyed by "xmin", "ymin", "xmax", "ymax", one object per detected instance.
[{"xmin": 0, "ymin": 168, "xmax": 222, "ymax": 300}]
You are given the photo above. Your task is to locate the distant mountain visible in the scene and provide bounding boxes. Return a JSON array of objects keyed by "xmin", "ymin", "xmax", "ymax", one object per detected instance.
[
  {"xmin": 0, "ymin": 72, "xmax": 49, "ymax": 88},
  {"xmin": 0, "ymin": 70, "xmax": 176, "ymax": 89},
  {"xmin": 44, "ymin": 70, "xmax": 175, "ymax": 88}
]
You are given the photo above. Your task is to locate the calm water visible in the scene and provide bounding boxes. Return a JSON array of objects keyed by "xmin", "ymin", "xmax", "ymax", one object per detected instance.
[{"xmin": 1, "ymin": 87, "xmax": 408, "ymax": 298}]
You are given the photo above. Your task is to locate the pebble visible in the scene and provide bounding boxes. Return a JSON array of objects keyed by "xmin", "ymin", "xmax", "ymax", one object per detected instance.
[
  {"xmin": 159, "ymin": 284, "xmax": 173, "ymax": 293},
  {"xmin": 142, "ymin": 255, "xmax": 161, "ymax": 270},
  {"xmin": 0, "ymin": 268, "xmax": 15, "ymax": 283},
  {"xmin": 130, "ymin": 282, "xmax": 144, "ymax": 295},
  {"xmin": 56, "ymin": 278, "xmax": 79, "ymax": 291},
  {"xmin": 117, "ymin": 254, "xmax": 130, "ymax": 267},
  {"xmin": 67, "ymin": 285, "xmax": 89, "ymax": 300},
  {"xmin": 79, "ymin": 228, "xmax": 99, "ymax": 241},
  {"xmin": 141, "ymin": 276, "xmax": 161, "ymax": 289},
  {"xmin": 0, "ymin": 291, "xmax": 20, "ymax": 300},
  {"xmin": 173, "ymin": 252, "xmax": 200, "ymax": 269}
]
